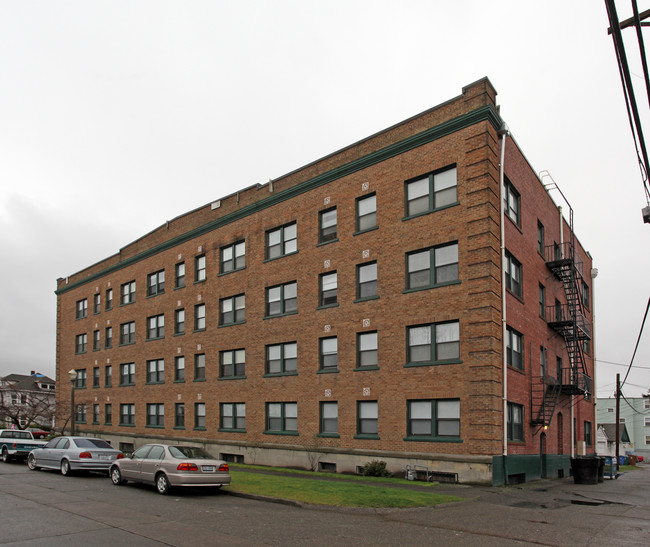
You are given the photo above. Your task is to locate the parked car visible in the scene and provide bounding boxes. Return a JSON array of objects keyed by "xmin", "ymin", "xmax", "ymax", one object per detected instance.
[
  {"xmin": 27, "ymin": 436, "xmax": 123, "ymax": 475},
  {"xmin": 109, "ymin": 444, "xmax": 231, "ymax": 494},
  {"xmin": 27, "ymin": 427, "xmax": 52, "ymax": 439},
  {"xmin": 0, "ymin": 429, "xmax": 47, "ymax": 462}
]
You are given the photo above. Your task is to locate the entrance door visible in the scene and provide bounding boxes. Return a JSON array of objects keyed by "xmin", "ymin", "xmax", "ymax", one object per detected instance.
[{"xmin": 540, "ymin": 433, "xmax": 547, "ymax": 478}]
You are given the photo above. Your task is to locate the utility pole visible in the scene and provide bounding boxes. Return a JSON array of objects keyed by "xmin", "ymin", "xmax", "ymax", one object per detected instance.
[{"xmin": 615, "ymin": 373, "xmax": 621, "ymax": 471}]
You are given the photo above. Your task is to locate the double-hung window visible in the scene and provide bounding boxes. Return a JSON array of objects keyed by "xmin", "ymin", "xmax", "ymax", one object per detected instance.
[
  {"xmin": 220, "ymin": 403, "xmax": 246, "ymax": 431},
  {"xmin": 319, "ymin": 337, "xmax": 338, "ymax": 371},
  {"xmin": 540, "ymin": 347, "xmax": 547, "ymax": 379},
  {"xmin": 266, "ymin": 281, "xmax": 297, "ymax": 316},
  {"xmin": 356, "ymin": 193, "xmax": 377, "ymax": 232},
  {"xmin": 266, "ymin": 222, "xmax": 297, "ymax": 259},
  {"xmin": 195, "ymin": 255, "xmax": 206, "ymax": 282},
  {"xmin": 175, "ymin": 262, "xmax": 185, "ymax": 288},
  {"xmin": 266, "ymin": 342, "xmax": 297, "ymax": 374},
  {"xmin": 75, "ymin": 333, "xmax": 87, "ymax": 354},
  {"xmin": 92, "ymin": 404, "xmax": 100, "ymax": 424},
  {"xmin": 584, "ymin": 421, "xmax": 593, "ymax": 446},
  {"xmin": 194, "ymin": 304, "xmax": 206, "ymax": 331},
  {"xmin": 220, "ymin": 349, "xmax": 245, "ymax": 379},
  {"xmin": 221, "ymin": 241, "xmax": 245, "ymax": 273},
  {"xmin": 505, "ymin": 251, "xmax": 522, "ymax": 298},
  {"xmin": 320, "ymin": 402, "xmax": 338, "ymax": 435},
  {"xmin": 146, "ymin": 404, "xmax": 164, "ymax": 427},
  {"xmin": 147, "ymin": 270, "xmax": 165, "ymax": 296},
  {"xmin": 357, "ymin": 262, "xmax": 378, "ymax": 299},
  {"xmin": 105, "ymin": 365, "xmax": 112, "ymax": 387},
  {"xmin": 194, "ymin": 353, "xmax": 205, "ymax": 380},
  {"xmin": 174, "ymin": 356, "xmax": 185, "ymax": 381},
  {"xmin": 506, "ymin": 326, "xmax": 523, "ymax": 370},
  {"xmin": 147, "ymin": 314, "xmax": 164, "ymax": 339},
  {"xmin": 120, "ymin": 322, "xmax": 135, "ymax": 345},
  {"xmin": 405, "ymin": 166, "xmax": 457, "ymax": 217},
  {"xmin": 539, "ymin": 284, "xmax": 546, "ymax": 318},
  {"xmin": 105, "ymin": 326, "xmax": 112, "ymax": 348},
  {"xmin": 537, "ymin": 221, "xmax": 545, "ymax": 255},
  {"xmin": 120, "ymin": 404, "xmax": 135, "ymax": 426},
  {"xmin": 146, "ymin": 359, "xmax": 164, "ymax": 383},
  {"xmin": 504, "ymin": 178, "xmax": 521, "ymax": 225},
  {"xmin": 75, "ymin": 404, "xmax": 87, "ymax": 423},
  {"xmin": 93, "ymin": 293, "xmax": 101, "ymax": 314},
  {"xmin": 195, "ymin": 403, "xmax": 206, "ymax": 429},
  {"xmin": 266, "ymin": 402, "xmax": 297, "ymax": 434},
  {"xmin": 319, "ymin": 207, "xmax": 337, "ymax": 243},
  {"xmin": 220, "ymin": 294, "xmax": 245, "ymax": 325},
  {"xmin": 121, "ymin": 281, "xmax": 136, "ymax": 305},
  {"xmin": 76, "ymin": 298, "xmax": 88, "ymax": 319},
  {"xmin": 105, "ymin": 403, "xmax": 112, "ymax": 424},
  {"xmin": 319, "ymin": 272, "xmax": 337, "ymax": 307},
  {"xmin": 507, "ymin": 402, "xmax": 524, "ymax": 441},
  {"xmin": 357, "ymin": 331, "xmax": 378, "ymax": 369},
  {"xmin": 407, "ymin": 399, "xmax": 461, "ymax": 439},
  {"xmin": 120, "ymin": 363, "xmax": 135, "ymax": 386},
  {"xmin": 75, "ymin": 369, "xmax": 87, "ymax": 389},
  {"xmin": 93, "ymin": 330, "xmax": 100, "ymax": 351},
  {"xmin": 175, "ymin": 309, "xmax": 185, "ymax": 335},
  {"xmin": 92, "ymin": 367, "xmax": 100, "ymax": 388},
  {"xmin": 357, "ymin": 401, "xmax": 378, "ymax": 436},
  {"xmin": 406, "ymin": 243, "xmax": 458, "ymax": 290},
  {"xmin": 175, "ymin": 403, "xmax": 185, "ymax": 428},
  {"xmin": 105, "ymin": 288, "xmax": 113, "ymax": 310},
  {"xmin": 407, "ymin": 321, "xmax": 460, "ymax": 364}
]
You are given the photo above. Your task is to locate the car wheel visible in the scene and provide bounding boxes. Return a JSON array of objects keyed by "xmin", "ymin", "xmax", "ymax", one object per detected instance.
[
  {"xmin": 110, "ymin": 466, "xmax": 124, "ymax": 485},
  {"xmin": 60, "ymin": 459, "xmax": 72, "ymax": 476},
  {"xmin": 27, "ymin": 454, "xmax": 40, "ymax": 471},
  {"xmin": 155, "ymin": 473, "xmax": 171, "ymax": 495},
  {"xmin": 1, "ymin": 447, "xmax": 10, "ymax": 463}
]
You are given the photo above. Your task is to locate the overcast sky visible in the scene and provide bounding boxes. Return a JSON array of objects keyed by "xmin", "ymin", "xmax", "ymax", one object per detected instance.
[{"xmin": 1, "ymin": 1, "xmax": 648, "ymax": 399}]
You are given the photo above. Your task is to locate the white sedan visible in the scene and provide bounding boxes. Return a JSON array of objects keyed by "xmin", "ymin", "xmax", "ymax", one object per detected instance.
[{"xmin": 27, "ymin": 436, "xmax": 123, "ymax": 475}]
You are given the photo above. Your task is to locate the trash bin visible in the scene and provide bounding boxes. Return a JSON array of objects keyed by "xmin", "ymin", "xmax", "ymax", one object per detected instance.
[
  {"xmin": 628, "ymin": 455, "xmax": 637, "ymax": 466},
  {"xmin": 618, "ymin": 455, "xmax": 628, "ymax": 466},
  {"xmin": 571, "ymin": 457, "xmax": 600, "ymax": 484},
  {"xmin": 597, "ymin": 457, "xmax": 605, "ymax": 483}
]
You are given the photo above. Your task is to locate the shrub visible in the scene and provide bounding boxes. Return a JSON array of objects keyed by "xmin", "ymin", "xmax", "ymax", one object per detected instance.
[{"xmin": 362, "ymin": 460, "xmax": 392, "ymax": 477}]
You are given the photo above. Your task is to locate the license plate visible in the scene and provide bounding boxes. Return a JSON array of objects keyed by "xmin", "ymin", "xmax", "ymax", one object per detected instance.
[
  {"xmin": 97, "ymin": 455, "xmax": 112, "ymax": 460},
  {"xmin": 201, "ymin": 466, "xmax": 215, "ymax": 472}
]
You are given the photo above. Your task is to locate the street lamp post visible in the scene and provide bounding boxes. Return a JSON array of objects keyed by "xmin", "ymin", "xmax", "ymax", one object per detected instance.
[{"xmin": 68, "ymin": 369, "xmax": 77, "ymax": 436}]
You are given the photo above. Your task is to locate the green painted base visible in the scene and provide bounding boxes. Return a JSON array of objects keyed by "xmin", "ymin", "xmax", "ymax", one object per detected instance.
[{"xmin": 492, "ymin": 454, "xmax": 572, "ymax": 486}]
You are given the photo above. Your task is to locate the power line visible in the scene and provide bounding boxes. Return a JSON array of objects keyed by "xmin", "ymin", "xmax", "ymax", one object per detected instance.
[{"xmin": 621, "ymin": 295, "xmax": 650, "ymax": 388}]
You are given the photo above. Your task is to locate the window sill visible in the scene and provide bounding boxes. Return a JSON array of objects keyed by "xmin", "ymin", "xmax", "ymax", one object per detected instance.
[
  {"xmin": 119, "ymin": 423, "xmax": 135, "ymax": 427},
  {"xmin": 92, "ymin": 385, "xmax": 100, "ymax": 389},
  {"xmin": 507, "ymin": 439, "xmax": 525, "ymax": 444},
  {"xmin": 119, "ymin": 301, "xmax": 135, "ymax": 308},
  {"xmin": 402, "ymin": 201, "xmax": 460, "ymax": 222},
  {"xmin": 104, "ymin": 422, "xmax": 112, "ymax": 426},
  {"xmin": 263, "ymin": 372, "xmax": 298, "ymax": 378},
  {"xmin": 174, "ymin": 284, "xmax": 186, "ymax": 291},
  {"xmin": 145, "ymin": 425, "xmax": 165, "ymax": 429},
  {"xmin": 173, "ymin": 426, "xmax": 185, "ymax": 430},
  {"xmin": 105, "ymin": 306, "xmax": 113, "ymax": 311},
  {"xmin": 506, "ymin": 288, "xmax": 524, "ymax": 303},
  {"xmin": 264, "ymin": 250, "xmax": 299, "ymax": 264},
  {"xmin": 316, "ymin": 238, "xmax": 339, "ymax": 247},
  {"xmin": 264, "ymin": 310, "xmax": 299, "ymax": 320},
  {"xmin": 218, "ymin": 266, "xmax": 246, "ymax": 277},
  {"xmin": 93, "ymin": 348, "xmax": 100, "ymax": 352},
  {"xmin": 218, "ymin": 428, "xmax": 246, "ymax": 433},
  {"xmin": 354, "ymin": 365, "xmax": 380, "ymax": 372},
  {"xmin": 119, "ymin": 383, "xmax": 135, "ymax": 387},
  {"xmin": 119, "ymin": 342, "xmax": 135, "ymax": 347},
  {"xmin": 353, "ymin": 226, "xmax": 378, "ymax": 236},
  {"xmin": 404, "ymin": 359, "xmax": 462, "ymax": 368},
  {"xmin": 173, "ymin": 379, "xmax": 185, "ymax": 384},
  {"xmin": 506, "ymin": 214, "xmax": 523, "ymax": 233},
  {"xmin": 194, "ymin": 279, "xmax": 206, "ymax": 285},
  {"xmin": 193, "ymin": 328, "xmax": 206, "ymax": 333},
  {"xmin": 317, "ymin": 433, "xmax": 340, "ymax": 438},
  {"xmin": 354, "ymin": 434, "xmax": 380, "ymax": 440},
  {"xmin": 193, "ymin": 378, "xmax": 206, "ymax": 382},
  {"xmin": 104, "ymin": 385, "xmax": 112, "ymax": 388},
  {"xmin": 403, "ymin": 280, "xmax": 461, "ymax": 294},
  {"xmin": 403, "ymin": 436, "xmax": 462, "ymax": 443},
  {"xmin": 91, "ymin": 421, "xmax": 99, "ymax": 425},
  {"xmin": 145, "ymin": 337, "xmax": 165, "ymax": 342},
  {"xmin": 193, "ymin": 427, "xmax": 207, "ymax": 431},
  {"xmin": 317, "ymin": 368, "xmax": 339, "ymax": 374},
  {"xmin": 104, "ymin": 346, "xmax": 112, "ymax": 350},
  {"xmin": 74, "ymin": 351, "xmax": 87, "ymax": 355},
  {"xmin": 508, "ymin": 365, "xmax": 525, "ymax": 375},
  {"xmin": 146, "ymin": 293, "xmax": 164, "ymax": 299},
  {"xmin": 316, "ymin": 303, "xmax": 339, "ymax": 310},
  {"xmin": 354, "ymin": 295, "xmax": 379, "ymax": 303},
  {"xmin": 264, "ymin": 430, "xmax": 299, "ymax": 436},
  {"xmin": 218, "ymin": 321, "xmax": 246, "ymax": 329},
  {"xmin": 174, "ymin": 332, "xmax": 185, "ymax": 337},
  {"xmin": 145, "ymin": 381, "xmax": 164, "ymax": 386},
  {"xmin": 218, "ymin": 375, "xmax": 247, "ymax": 381}
]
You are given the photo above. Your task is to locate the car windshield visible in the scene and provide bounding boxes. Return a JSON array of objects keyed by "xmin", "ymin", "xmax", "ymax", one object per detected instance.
[
  {"xmin": 169, "ymin": 446, "xmax": 215, "ymax": 459},
  {"xmin": 15, "ymin": 432, "xmax": 32, "ymax": 439},
  {"xmin": 74, "ymin": 438, "xmax": 113, "ymax": 449}
]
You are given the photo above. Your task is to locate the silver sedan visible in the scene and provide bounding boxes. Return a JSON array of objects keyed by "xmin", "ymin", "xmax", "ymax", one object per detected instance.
[
  {"xmin": 27, "ymin": 436, "xmax": 123, "ymax": 475},
  {"xmin": 110, "ymin": 444, "xmax": 231, "ymax": 494}
]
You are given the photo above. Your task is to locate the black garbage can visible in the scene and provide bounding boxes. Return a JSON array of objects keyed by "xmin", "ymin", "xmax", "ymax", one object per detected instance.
[
  {"xmin": 571, "ymin": 457, "xmax": 599, "ymax": 485},
  {"xmin": 597, "ymin": 457, "xmax": 605, "ymax": 483}
]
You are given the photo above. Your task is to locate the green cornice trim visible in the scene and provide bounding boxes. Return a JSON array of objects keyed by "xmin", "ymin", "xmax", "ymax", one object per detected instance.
[{"xmin": 56, "ymin": 105, "xmax": 503, "ymax": 295}]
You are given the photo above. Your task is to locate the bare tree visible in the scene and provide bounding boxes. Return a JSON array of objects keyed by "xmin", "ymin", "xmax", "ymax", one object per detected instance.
[{"xmin": 0, "ymin": 382, "xmax": 55, "ymax": 430}]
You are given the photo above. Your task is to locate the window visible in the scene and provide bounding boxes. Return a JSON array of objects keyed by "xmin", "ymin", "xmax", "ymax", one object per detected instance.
[
  {"xmin": 220, "ymin": 349, "xmax": 246, "ymax": 379},
  {"xmin": 175, "ymin": 262, "xmax": 185, "ymax": 288},
  {"xmin": 147, "ymin": 314, "xmax": 165, "ymax": 339},
  {"xmin": 540, "ymin": 347, "xmax": 547, "ymax": 379},
  {"xmin": 93, "ymin": 404, "xmax": 100, "ymax": 424},
  {"xmin": 147, "ymin": 404, "xmax": 164, "ymax": 427},
  {"xmin": 195, "ymin": 255, "xmax": 206, "ymax": 282},
  {"xmin": 266, "ymin": 402, "xmax": 297, "ymax": 433},
  {"xmin": 105, "ymin": 365, "xmax": 112, "ymax": 387},
  {"xmin": 505, "ymin": 252, "xmax": 522, "ymax": 298},
  {"xmin": 105, "ymin": 403, "xmax": 112, "ymax": 425},
  {"xmin": 194, "ymin": 403, "xmax": 206, "ymax": 429},
  {"xmin": 105, "ymin": 288, "xmax": 113, "ymax": 310},
  {"xmin": 175, "ymin": 309, "xmax": 185, "ymax": 335},
  {"xmin": 506, "ymin": 326, "xmax": 523, "ymax": 370},
  {"xmin": 75, "ymin": 404, "xmax": 87, "ymax": 424},
  {"xmin": 357, "ymin": 331, "xmax": 378, "ymax": 369},
  {"xmin": 556, "ymin": 356, "xmax": 563, "ymax": 382},
  {"xmin": 92, "ymin": 367, "xmax": 100, "ymax": 388},
  {"xmin": 266, "ymin": 342, "xmax": 297, "ymax": 374},
  {"xmin": 357, "ymin": 262, "xmax": 378, "ymax": 299},
  {"xmin": 319, "ymin": 207, "xmax": 337, "ymax": 243},
  {"xmin": 175, "ymin": 403, "xmax": 185, "ymax": 428},
  {"xmin": 221, "ymin": 241, "xmax": 246, "ymax": 273},
  {"xmin": 266, "ymin": 281, "xmax": 297, "ymax": 316},
  {"xmin": 75, "ymin": 333, "xmax": 87, "ymax": 354},
  {"xmin": 93, "ymin": 293, "xmax": 101, "ymax": 314},
  {"xmin": 105, "ymin": 326, "xmax": 112, "ymax": 348},
  {"xmin": 174, "ymin": 356, "xmax": 185, "ymax": 382},
  {"xmin": 539, "ymin": 284, "xmax": 546, "ymax": 318},
  {"xmin": 405, "ymin": 166, "xmax": 457, "ymax": 217},
  {"xmin": 407, "ymin": 321, "xmax": 460, "ymax": 364},
  {"xmin": 266, "ymin": 222, "xmax": 297, "ymax": 259},
  {"xmin": 584, "ymin": 421, "xmax": 593, "ymax": 446},
  {"xmin": 93, "ymin": 330, "xmax": 100, "ymax": 351},
  {"xmin": 583, "ymin": 339, "xmax": 591, "ymax": 355},
  {"xmin": 320, "ymin": 402, "xmax": 338, "ymax": 435},
  {"xmin": 645, "ymin": 417, "xmax": 650, "ymax": 426},
  {"xmin": 582, "ymin": 281, "xmax": 590, "ymax": 310},
  {"xmin": 356, "ymin": 193, "xmax": 377, "ymax": 232},
  {"xmin": 537, "ymin": 221, "xmax": 545, "ymax": 255},
  {"xmin": 646, "ymin": 436, "xmax": 650, "ymax": 445},
  {"xmin": 120, "ymin": 404, "xmax": 135, "ymax": 426},
  {"xmin": 194, "ymin": 353, "xmax": 205, "ymax": 380},
  {"xmin": 76, "ymin": 298, "xmax": 88, "ymax": 319},
  {"xmin": 194, "ymin": 304, "xmax": 206, "ymax": 331},
  {"xmin": 406, "ymin": 243, "xmax": 459, "ymax": 290},
  {"xmin": 607, "ymin": 407, "xmax": 614, "ymax": 413},
  {"xmin": 120, "ymin": 321, "xmax": 135, "ymax": 345},
  {"xmin": 357, "ymin": 401, "xmax": 378, "ymax": 436},
  {"xmin": 504, "ymin": 178, "xmax": 520, "ymax": 225},
  {"xmin": 507, "ymin": 402, "xmax": 524, "ymax": 441},
  {"xmin": 146, "ymin": 359, "xmax": 164, "ymax": 383},
  {"xmin": 319, "ymin": 272, "xmax": 337, "ymax": 307},
  {"xmin": 119, "ymin": 363, "xmax": 135, "ymax": 386},
  {"xmin": 220, "ymin": 403, "xmax": 246, "ymax": 431},
  {"xmin": 319, "ymin": 337, "xmax": 338, "ymax": 371},
  {"xmin": 75, "ymin": 369, "xmax": 87, "ymax": 389},
  {"xmin": 620, "ymin": 417, "xmax": 626, "ymax": 423},
  {"xmin": 645, "ymin": 399, "xmax": 650, "ymax": 409},
  {"xmin": 407, "ymin": 399, "xmax": 461, "ymax": 439},
  {"xmin": 220, "ymin": 294, "xmax": 245, "ymax": 325},
  {"xmin": 121, "ymin": 281, "xmax": 136, "ymax": 305},
  {"xmin": 147, "ymin": 270, "xmax": 165, "ymax": 296}
]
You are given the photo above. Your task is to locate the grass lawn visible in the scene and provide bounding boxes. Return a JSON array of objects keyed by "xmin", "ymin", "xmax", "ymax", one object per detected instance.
[{"xmin": 226, "ymin": 467, "xmax": 465, "ymax": 508}]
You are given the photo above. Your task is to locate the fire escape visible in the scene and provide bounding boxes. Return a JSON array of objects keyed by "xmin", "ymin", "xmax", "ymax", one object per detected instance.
[{"xmin": 531, "ymin": 180, "xmax": 593, "ymax": 427}]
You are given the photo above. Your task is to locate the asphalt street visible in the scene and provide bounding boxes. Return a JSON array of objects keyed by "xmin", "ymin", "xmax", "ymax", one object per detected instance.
[{"xmin": 0, "ymin": 460, "xmax": 649, "ymax": 546}]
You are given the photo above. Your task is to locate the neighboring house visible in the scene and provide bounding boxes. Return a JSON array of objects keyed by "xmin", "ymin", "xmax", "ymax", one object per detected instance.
[
  {"xmin": 0, "ymin": 372, "xmax": 56, "ymax": 429},
  {"xmin": 597, "ymin": 396, "xmax": 650, "ymax": 459},
  {"xmin": 596, "ymin": 423, "xmax": 632, "ymax": 457},
  {"xmin": 55, "ymin": 78, "xmax": 596, "ymax": 485}
]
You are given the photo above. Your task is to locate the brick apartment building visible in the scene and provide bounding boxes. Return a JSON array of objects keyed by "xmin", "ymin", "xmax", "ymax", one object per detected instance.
[{"xmin": 55, "ymin": 78, "xmax": 596, "ymax": 485}]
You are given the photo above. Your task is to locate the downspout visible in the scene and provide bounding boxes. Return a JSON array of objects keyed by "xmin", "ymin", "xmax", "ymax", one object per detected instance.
[
  {"xmin": 499, "ymin": 128, "xmax": 509, "ymax": 483},
  {"xmin": 591, "ymin": 267, "xmax": 599, "ymax": 454}
]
